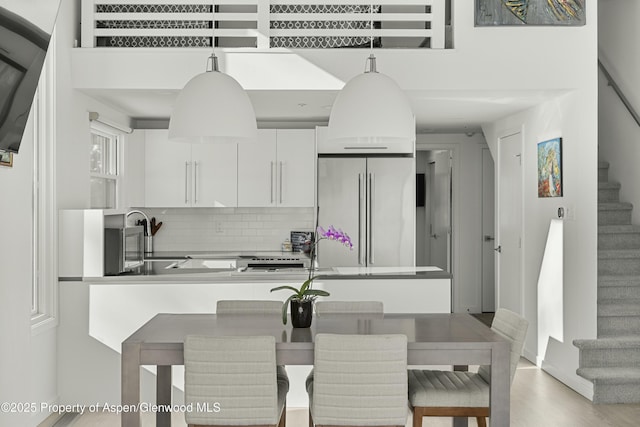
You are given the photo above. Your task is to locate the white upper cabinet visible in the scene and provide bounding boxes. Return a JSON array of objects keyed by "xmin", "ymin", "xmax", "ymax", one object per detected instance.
[
  {"xmin": 276, "ymin": 129, "xmax": 316, "ymax": 207},
  {"xmin": 237, "ymin": 129, "xmax": 315, "ymax": 207},
  {"xmin": 144, "ymin": 130, "xmax": 238, "ymax": 207}
]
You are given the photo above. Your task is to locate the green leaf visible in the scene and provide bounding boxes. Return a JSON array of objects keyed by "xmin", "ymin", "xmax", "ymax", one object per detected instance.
[
  {"xmin": 270, "ymin": 285, "xmax": 301, "ymax": 294},
  {"xmin": 281, "ymin": 295, "xmax": 295, "ymax": 325},
  {"xmin": 304, "ymin": 289, "xmax": 330, "ymax": 297}
]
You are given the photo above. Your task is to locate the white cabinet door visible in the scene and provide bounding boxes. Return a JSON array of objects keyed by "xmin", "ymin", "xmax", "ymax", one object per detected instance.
[
  {"xmin": 192, "ymin": 143, "xmax": 238, "ymax": 207},
  {"xmin": 237, "ymin": 129, "xmax": 277, "ymax": 207},
  {"xmin": 276, "ymin": 129, "xmax": 315, "ymax": 207},
  {"xmin": 144, "ymin": 130, "xmax": 191, "ymax": 207},
  {"xmin": 144, "ymin": 130, "xmax": 238, "ymax": 207}
]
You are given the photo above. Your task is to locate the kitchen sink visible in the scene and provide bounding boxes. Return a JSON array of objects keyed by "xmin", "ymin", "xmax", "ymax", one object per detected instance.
[{"xmin": 166, "ymin": 258, "xmax": 237, "ymax": 270}]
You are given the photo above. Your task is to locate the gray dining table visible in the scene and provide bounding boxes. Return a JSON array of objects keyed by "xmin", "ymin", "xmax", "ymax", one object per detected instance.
[{"xmin": 121, "ymin": 313, "xmax": 511, "ymax": 427}]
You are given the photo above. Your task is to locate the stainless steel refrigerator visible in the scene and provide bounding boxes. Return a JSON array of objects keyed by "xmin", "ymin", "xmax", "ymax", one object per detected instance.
[{"xmin": 317, "ymin": 156, "xmax": 415, "ymax": 267}]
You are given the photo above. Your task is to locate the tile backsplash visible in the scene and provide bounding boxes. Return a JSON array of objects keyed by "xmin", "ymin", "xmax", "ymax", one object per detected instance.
[{"xmin": 138, "ymin": 207, "xmax": 315, "ymax": 252}]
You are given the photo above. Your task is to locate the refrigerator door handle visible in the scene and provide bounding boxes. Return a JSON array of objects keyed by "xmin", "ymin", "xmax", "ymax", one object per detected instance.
[
  {"xmin": 368, "ymin": 172, "xmax": 375, "ymax": 264},
  {"xmin": 358, "ymin": 173, "xmax": 365, "ymax": 265}
]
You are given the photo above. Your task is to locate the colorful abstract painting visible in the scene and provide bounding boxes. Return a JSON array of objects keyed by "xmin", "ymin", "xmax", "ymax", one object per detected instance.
[
  {"xmin": 476, "ymin": 0, "xmax": 585, "ymax": 26},
  {"xmin": 538, "ymin": 137, "xmax": 563, "ymax": 198}
]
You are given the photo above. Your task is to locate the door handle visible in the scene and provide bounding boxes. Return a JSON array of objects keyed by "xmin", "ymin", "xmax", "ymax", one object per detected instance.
[
  {"xmin": 358, "ymin": 173, "xmax": 365, "ymax": 265},
  {"xmin": 494, "ymin": 246, "xmax": 502, "ymax": 253},
  {"xmin": 484, "ymin": 235, "xmax": 495, "ymax": 242},
  {"xmin": 194, "ymin": 161, "xmax": 198, "ymax": 205},
  {"xmin": 270, "ymin": 161, "xmax": 275, "ymax": 204},
  {"xmin": 184, "ymin": 161, "xmax": 190, "ymax": 204},
  {"xmin": 279, "ymin": 161, "xmax": 283, "ymax": 204}
]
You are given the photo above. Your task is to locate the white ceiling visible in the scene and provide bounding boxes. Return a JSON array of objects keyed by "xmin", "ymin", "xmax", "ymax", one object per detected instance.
[{"xmin": 81, "ymin": 88, "xmax": 566, "ymax": 133}]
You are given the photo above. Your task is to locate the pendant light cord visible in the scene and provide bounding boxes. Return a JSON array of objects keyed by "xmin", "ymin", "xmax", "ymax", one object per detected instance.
[
  {"xmin": 365, "ymin": 3, "xmax": 376, "ymax": 73},
  {"xmin": 208, "ymin": 2, "xmax": 218, "ymax": 72}
]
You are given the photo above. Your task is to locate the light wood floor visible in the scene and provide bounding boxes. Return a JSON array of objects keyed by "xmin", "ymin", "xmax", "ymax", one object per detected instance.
[{"xmin": 51, "ymin": 359, "xmax": 640, "ymax": 427}]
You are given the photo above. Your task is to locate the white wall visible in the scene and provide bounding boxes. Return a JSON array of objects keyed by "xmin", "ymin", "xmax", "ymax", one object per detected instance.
[
  {"xmin": 598, "ymin": 0, "xmax": 640, "ymax": 221},
  {"xmin": 0, "ymin": 112, "xmax": 38, "ymax": 426},
  {"xmin": 417, "ymin": 133, "xmax": 487, "ymax": 313},
  {"xmin": 482, "ymin": 88, "xmax": 598, "ymax": 399}
]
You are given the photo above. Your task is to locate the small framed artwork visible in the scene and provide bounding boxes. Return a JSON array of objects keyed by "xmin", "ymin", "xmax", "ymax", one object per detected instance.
[
  {"xmin": 538, "ymin": 137, "xmax": 563, "ymax": 198},
  {"xmin": 0, "ymin": 151, "xmax": 13, "ymax": 168}
]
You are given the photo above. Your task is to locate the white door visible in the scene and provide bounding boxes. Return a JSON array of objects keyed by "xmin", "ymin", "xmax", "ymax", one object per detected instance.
[
  {"xmin": 497, "ymin": 132, "xmax": 523, "ymax": 315},
  {"xmin": 276, "ymin": 129, "xmax": 315, "ymax": 207},
  {"xmin": 192, "ymin": 143, "xmax": 238, "ymax": 207},
  {"xmin": 430, "ymin": 150, "xmax": 451, "ymax": 271},
  {"xmin": 144, "ymin": 130, "xmax": 191, "ymax": 207},
  {"xmin": 237, "ymin": 129, "xmax": 277, "ymax": 207},
  {"xmin": 482, "ymin": 148, "xmax": 495, "ymax": 312}
]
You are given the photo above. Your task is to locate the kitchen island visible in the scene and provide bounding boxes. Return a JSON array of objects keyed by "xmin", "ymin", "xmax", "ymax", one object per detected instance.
[{"xmin": 58, "ymin": 263, "xmax": 451, "ymax": 409}]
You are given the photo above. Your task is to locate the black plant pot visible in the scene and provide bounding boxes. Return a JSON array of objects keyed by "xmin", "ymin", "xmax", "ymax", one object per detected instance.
[{"xmin": 291, "ymin": 299, "xmax": 313, "ymax": 328}]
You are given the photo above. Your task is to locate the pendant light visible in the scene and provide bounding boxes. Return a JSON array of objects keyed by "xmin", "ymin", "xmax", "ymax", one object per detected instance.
[
  {"xmin": 168, "ymin": 6, "xmax": 257, "ymax": 143},
  {"xmin": 327, "ymin": 6, "xmax": 414, "ymax": 145}
]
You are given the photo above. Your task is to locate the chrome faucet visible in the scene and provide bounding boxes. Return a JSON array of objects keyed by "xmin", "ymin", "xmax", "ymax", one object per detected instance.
[{"xmin": 126, "ymin": 210, "xmax": 153, "ymax": 254}]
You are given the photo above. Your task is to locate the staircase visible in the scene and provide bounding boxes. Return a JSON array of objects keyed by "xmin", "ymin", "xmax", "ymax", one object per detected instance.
[{"xmin": 573, "ymin": 161, "xmax": 640, "ymax": 404}]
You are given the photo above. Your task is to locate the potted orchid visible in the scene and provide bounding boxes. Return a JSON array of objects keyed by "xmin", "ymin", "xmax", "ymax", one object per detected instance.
[{"xmin": 271, "ymin": 225, "xmax": 353, "ymax": 327}]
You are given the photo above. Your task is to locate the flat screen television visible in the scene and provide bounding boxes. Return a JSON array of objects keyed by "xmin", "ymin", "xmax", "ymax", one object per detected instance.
[{"xmin": 0, "ymin": 1, "xmax": 60, "ymax": 154}]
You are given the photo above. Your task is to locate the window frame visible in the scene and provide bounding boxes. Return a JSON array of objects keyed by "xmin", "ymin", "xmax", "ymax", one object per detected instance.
[{"xmin": 89, "ymin": 123, "xmax": 123, "ymax": 210}]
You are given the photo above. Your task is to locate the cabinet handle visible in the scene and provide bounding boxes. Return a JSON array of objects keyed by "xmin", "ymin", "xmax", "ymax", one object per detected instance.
[
  {"xmin": 270, "ymin": 161, "xmax": 275, "ymax": 204},
  {"xmin": 358, "ymin": 173, "xmax": 365, "ymax": 265},
  {"xmin": 368, "ymin": 172, "xmax": 375, "ymax": 265},
  {"xmin": 279, "ymin": 161, "xmax": 283, "ymax": 204},
  {"xmin": 194, "ymin": 161, "xmax": 198, "ymax": 205},
  {"xmin": 184, "ymin": 161, "xmax": 190, "ymax": 204}
]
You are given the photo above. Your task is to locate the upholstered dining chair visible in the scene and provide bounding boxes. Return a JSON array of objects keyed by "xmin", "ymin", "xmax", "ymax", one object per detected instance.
[
  {"xmin": 307, "ymin": 333, "xmax": 408, "ymax": 427},
  {"xmin": 306, "ymin": 301, "xmax": 385, "ymax": 391},
  {"xmin": 216, "ymin": 299, "xmax": 283, "ymax": 315},
  {"xmin": 408, "ymin": 308, "xmax": 528, "ymax": 427},
  {"xmin": 314, "ymin": 300, "xmax": 384, "ymax": 315},
  {"xmin": 184, "ymin": 335, "xmax": 288, "ymax": 427},
  {"xmin": 216, "ymin": 300, "xmax": 289, "ymax": 388}
]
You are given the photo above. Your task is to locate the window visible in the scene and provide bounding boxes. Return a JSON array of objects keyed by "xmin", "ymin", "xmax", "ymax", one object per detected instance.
[
  {"xmin": 89, "ymin": 126, "xmax": 120, "ymax": 209},
  {"xmin": 32, "ymin": 32, "xmax": 56, "ymax": 329}
]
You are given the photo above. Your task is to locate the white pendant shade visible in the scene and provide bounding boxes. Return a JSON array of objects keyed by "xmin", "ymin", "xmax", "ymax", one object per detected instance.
[
  {"xmin": 169, "ymin": 69, "xmax": 257, "ymax": 143},
  {"xmin": 328, "ymin": 66, "xmax": 415, "ymax": 145}
]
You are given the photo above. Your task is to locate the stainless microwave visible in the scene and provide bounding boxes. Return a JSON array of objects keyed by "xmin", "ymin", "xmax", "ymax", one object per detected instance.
[{"xmin": 104, "ymin": 226, "xmax": 144, "ymax": 275}]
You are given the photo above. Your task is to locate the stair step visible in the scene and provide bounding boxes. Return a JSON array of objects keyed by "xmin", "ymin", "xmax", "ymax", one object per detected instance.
[
  {"xmin": 599, "ymin": 249, "xmax": 640, "ymax": 259},
  {"xmin": 599, "ymin": 225, "xmax": 640, "ymax": 250},
  {"xmin": 599, "ymin": 285, "xmax": 640, "ymax": 300},
  {"xmin": 574, "ymin": 337, "xmax": 640, "ymax": 350},
  {"xmin": 598, "ymin": 250, "xmax": 640, "ymax": 275},
  {"xmin": 574, "ymin": 338, "xmax": 640, "ymax": 369},
  {"xmin": 598, "ymin": 182, "xmax": 621, "ymax": 202},
  {"xmin": 598, "ymin": 299, "xmax": 640, "ymax": 316},
  {"xmin": 576, "ymin": 367, "xmax": 640, "ymax": 403},
  {"xmin": 599, "ymin": 275, "xmax": 640, "ymax": 287},
  {"xmin": 598, "ymin": 316, "xmax": 640, "ymax": 337},
  {"xmin": 577, "ymin": 367, "xmax": 640, "ymax": 383},
  {"xmin": 599, "ymin": 203, "xmax": 633, "ymax": 225}
]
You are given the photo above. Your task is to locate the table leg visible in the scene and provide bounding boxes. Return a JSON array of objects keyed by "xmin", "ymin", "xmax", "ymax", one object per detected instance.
[
  {"xmin": 157, "ymin": 365, "xmax": 172, "ymax": 427},
  {"xmin": 452, "ymin": 366, "xmax": 469, "ymax": 427},
  {"xmin": 122, "ymin": 342, "xmax": 141, "ymax": 427},
  {"xmin": 490, "ymin": 342, "xmax": 511, "ymax": 427}
]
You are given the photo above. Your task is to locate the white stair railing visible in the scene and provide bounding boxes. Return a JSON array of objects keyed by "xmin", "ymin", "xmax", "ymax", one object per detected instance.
[{"xmin": 80, "ymin": 0, "xmax": 446, "ymax": 49}]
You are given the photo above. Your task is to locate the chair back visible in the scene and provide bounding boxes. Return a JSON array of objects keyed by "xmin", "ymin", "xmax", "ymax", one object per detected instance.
[
  {"xmin": 478, "ymin": 308, "xmax": 529, "ymax": 384},
  {"xmin": 312, "ymin": 333, "xmax": 407, "ymax": 426},
  {"xmin": 184, "ymin": 335, "xmax": 279, "ymax": 426},
  {"xmin": 216, "ymin": 300, "xmax": 283, "ymax": 315},
  {"xmin": 315, "ymin": 301, "xmax": 384, "ymax": 315}
]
